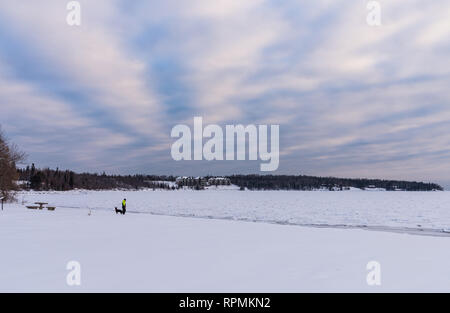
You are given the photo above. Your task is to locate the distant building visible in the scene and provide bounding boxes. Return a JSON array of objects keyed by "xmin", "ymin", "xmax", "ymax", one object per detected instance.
[
  {"xmin": 207, "ymin": 177, "xmax": 231, "ymax": 186},
  {"xmin": 175, "ymin": 176, "xmax": 231, "ymax": 188},
  {"xmin": 175, "ymin": 176, "xmax": 207, "ymax": 188}
]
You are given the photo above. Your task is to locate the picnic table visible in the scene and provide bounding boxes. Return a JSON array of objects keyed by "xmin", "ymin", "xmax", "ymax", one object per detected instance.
[
  {"xmin": 26, "ymin": 202, "xmax": 56, "ymax": 211},
  {"xmin": 35, "ymin": 202, "xmax": 48, "ymax": 210}
]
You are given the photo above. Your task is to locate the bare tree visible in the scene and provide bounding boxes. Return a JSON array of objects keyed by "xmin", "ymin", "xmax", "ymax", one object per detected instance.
[{"xmin": 0, "ymin": 128, "xmax": 26, "ymax": 201}]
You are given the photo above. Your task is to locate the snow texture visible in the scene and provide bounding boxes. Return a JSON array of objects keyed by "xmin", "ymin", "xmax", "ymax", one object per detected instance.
[{"xmin": 1, "ymin": 190, "xmax": 450, "ymax": 292}]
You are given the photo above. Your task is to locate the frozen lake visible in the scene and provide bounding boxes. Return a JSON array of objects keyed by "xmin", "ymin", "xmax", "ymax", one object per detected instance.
[{"xmin": 18, "ymin": 189, "xmax": 450, "ymax": 233}]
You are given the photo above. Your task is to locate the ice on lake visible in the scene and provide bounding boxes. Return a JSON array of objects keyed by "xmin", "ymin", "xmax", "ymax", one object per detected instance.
[{"xmin": 18, "ymin": 189, "xmax": 450, "ymax": 232}]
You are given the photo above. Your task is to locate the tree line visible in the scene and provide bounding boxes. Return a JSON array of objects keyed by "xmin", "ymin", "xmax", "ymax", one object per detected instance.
[
  {"xmin": 228, "ymin": 175, "xmax": 443, "ymax": 191},
  {"xmin": 16, "ymin": 167, "xmax": 443, "ymax": 192},
  {"xmin": 17, "ymin": 165, "xmax": 178, "ymax": 191}
]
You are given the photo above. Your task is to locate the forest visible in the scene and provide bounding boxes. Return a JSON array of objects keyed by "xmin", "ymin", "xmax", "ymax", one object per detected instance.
[
  {"xmin": 229, "ymin": 175, "xmax": 443, "ymax": 191},
  {"xmin": 17, "ymin": 164, "xmax": 177, "ymax": 191},
  {"xmin": 16, "ymin": 165, "xmax": 443, "ymax": 192}
]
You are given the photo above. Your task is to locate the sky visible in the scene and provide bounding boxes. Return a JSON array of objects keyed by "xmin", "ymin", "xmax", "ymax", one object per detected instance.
[{"xmin": 0, "ymin": 0, "xmax": 449, "ymax": 187}]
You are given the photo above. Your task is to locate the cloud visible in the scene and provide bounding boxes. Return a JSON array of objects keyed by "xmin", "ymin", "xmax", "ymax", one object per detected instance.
[
  {"xmin": 0, "ymin": 0, "xmax": 448, "ymax": 183},
  {"xmin": 0, "ymin": 0, "xmax": 166, "ymax": 138}
]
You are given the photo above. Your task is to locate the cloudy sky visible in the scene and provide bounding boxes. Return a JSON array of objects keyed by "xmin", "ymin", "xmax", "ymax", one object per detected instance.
[{"xmin": 0, "ymin": 0, "xmax": 449, "ymax": 186}]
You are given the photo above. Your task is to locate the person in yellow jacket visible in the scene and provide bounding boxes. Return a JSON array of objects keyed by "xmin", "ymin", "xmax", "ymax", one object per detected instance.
[
  {"xmin": 121, "ymin": 198, "xmax": 126, "ymax": 215},
  {"xmin": 115, "ymin": 199, "xmax": 127, "ymax": 215}
]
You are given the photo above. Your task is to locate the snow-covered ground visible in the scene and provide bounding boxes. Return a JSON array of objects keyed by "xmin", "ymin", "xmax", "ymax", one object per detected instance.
[{"xmin": 1, "ymin": 190, "xmax": 450, "ymax": 292}]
